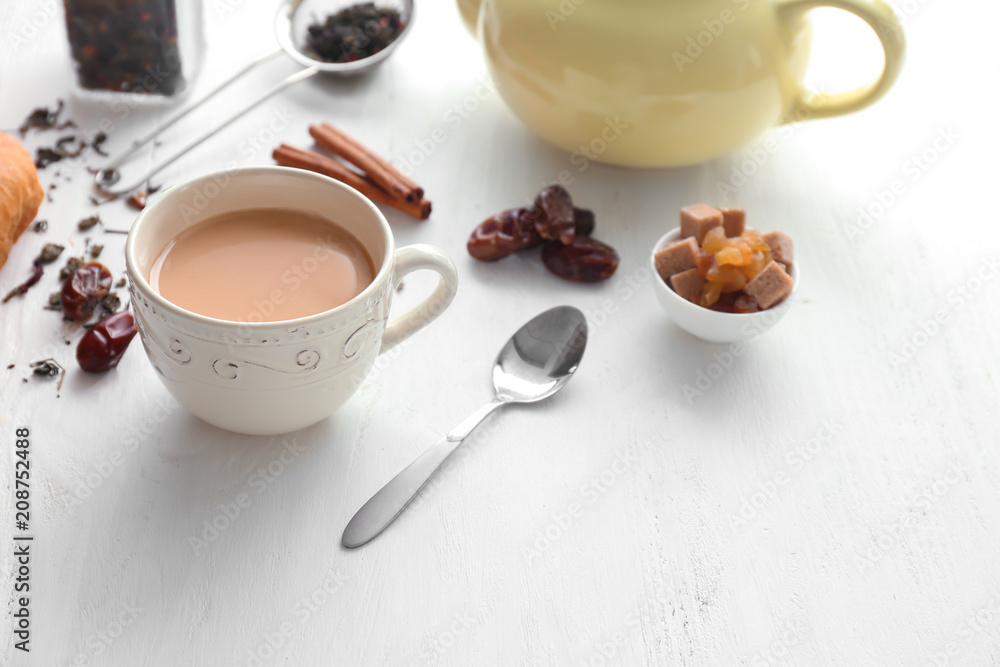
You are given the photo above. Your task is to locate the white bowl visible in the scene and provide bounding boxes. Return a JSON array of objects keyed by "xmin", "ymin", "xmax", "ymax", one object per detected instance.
[{"xmin": 649, "ymin": 228, "xmax": 799, "ymax": 344}]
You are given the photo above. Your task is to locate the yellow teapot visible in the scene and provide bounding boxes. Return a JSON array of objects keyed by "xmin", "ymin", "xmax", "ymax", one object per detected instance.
[{"xmin": 458, "ymin": 0, "xmax": 905, "ymax": 167}]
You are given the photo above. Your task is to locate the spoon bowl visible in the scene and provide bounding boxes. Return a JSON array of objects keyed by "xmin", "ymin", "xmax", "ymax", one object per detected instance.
[
  {"xmin": 493, "ymin": 305, "xmax": 587, "ymax": 402},
  {"xmin": 276, "ymin": 0, "xmax": 415, "ymax": 76}
]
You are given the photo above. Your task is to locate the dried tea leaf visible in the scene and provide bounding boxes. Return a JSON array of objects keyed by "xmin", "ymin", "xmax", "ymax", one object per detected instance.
[
  {"xmin": 38, "ymin": 243, "xmax": 65, "ymax": 264},
  {"xmin": 31, "ymin": 359, "xmax": 62, "ymax": 377},
  {"xmin": 91, "ymin": 132, "xmax": 108, "ymax": 156},
  {"xmin": 35, "ymin": 147, "xmax": 64, "ymax": 169},
  {"xmin": 101, "ymin": 291, "xmax": 121, "ymax": 312},
  {"xmin": 35, "ymin": 134, "xmax": 88, "ymax": 170},
  {"xmin": 59, "ymin": 256, "xmax": 85, "ymax": 281},
  {"xmin": 63, "ymin": 0, "xmax": 185, "ymax": 95},
  {"xmin": 78, "ymin": 215, "xmax": 101, "ymax": 231},
  {"xmin": 90, "ymin": 244, "xmax": 104, "ymax": 258},
  {"xmin": 18, "ymin": 100, "xmax": 65, "ymax": 135},
  {"xmin": 54, "ymin": 135, "xmax": 86, "ymax": 158},
  {"xmin": 29, "ymin": 358, "xmax": 65, "ymax": 390},
  {"xmin": 305, "ymin": 5, "xmax": 404, "ymax": 63}
]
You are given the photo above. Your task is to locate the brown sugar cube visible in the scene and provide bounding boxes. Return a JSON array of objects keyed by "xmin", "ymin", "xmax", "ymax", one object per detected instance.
[
  {"xmin": 719, "ymin": 207, "xmax": 745, "ymax": 237},
  {"xmin": 763, "ymin": 230, "xmax": 794, "ymax": 267},
  {"xmin": 679, "ymin": 204, "xmax": 723, "ymax": 244},
  {"xmin": 669, "ymin": 268, "xmax": 705, "ymax": 304},
  {"xmin": 654, "ymin": 237, "xmax": 699, "ymax": 280},
  {"xmin": 743, "ymin": 261, "xmax": 794, "ymax": 310}
]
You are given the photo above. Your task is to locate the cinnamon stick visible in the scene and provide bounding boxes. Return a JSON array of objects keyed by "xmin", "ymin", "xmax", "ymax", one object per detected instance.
[
  {"xmin": 309, "ymin": 123, "xmax": 424, "ymax": 203},
  {"xmin": 273, "ymin": 144, "xmax": 431, "ymax": 220}
]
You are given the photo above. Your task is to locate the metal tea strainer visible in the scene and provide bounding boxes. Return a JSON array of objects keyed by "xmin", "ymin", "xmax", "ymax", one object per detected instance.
[{"xmin": 93, "ymin": 0, "xmax": 414, "ymax": 195}]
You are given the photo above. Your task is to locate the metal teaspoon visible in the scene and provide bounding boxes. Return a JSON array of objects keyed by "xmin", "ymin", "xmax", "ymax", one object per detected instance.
[{"xmin": 342, "ymin": 306, "xmax": 589, "ymax": 548}]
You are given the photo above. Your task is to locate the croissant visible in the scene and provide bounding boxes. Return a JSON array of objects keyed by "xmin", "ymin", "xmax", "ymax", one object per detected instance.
[{"xmin": 0, "ymin": 132, "xmax": 44, "ymax": 271}]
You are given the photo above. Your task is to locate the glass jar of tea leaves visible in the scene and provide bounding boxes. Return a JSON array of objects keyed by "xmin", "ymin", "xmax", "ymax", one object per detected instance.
[{"xmin": 62, "ymin": 0, "xmax": 205, "ymax": 101}]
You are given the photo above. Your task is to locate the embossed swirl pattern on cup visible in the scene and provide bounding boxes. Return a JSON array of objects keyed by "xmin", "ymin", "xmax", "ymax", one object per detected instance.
[{"xmin": 129, "ymin": 279, "xmax": 391, "ymax": 388}]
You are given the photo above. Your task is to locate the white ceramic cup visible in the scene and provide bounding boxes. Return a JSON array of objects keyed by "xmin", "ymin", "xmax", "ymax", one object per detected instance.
[{"xmin": 126, "ymin": 167, "xmax": 458, "ymax": 435}]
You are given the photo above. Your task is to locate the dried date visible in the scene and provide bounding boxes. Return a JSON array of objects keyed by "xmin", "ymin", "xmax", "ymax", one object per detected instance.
[
  {"xmin": 77, "ymin": 311, "xmax": 137, "ymax": 372},
  {"xmin": 62, "ymin": 261, "xmax": 112, "ymax": 321},
  {"xmin": 573, "ymin": 207, "xmax": 595, "ymax": 237},
  {"xmin": 733, "ymin": 294, "xmax": 759, "ymax": 314},
  {"xmin": 467, "ymin": 187, "xmax": 618, "ymax": 284},
  {"xmin": 467, "ymin": 208, "xmax": 541, "ymax": 261},
  {"xmin": 541, "ymin": 238, "xmax": 619, "ymax": 283},
  {"xmin": 532, "ymin": 185, "xmax": 575, "ymax": 245}
]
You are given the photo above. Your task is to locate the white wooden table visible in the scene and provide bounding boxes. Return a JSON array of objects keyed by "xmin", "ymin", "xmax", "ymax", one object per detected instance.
[{"xmin": 2, "ymin": 1, "xmax": 999, "ymax": 665}]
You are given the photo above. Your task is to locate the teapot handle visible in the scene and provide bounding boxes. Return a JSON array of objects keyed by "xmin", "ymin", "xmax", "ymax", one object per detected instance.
[{"xmin": 775, "ymin": 0, "xmax": 905, "ymax": 123}]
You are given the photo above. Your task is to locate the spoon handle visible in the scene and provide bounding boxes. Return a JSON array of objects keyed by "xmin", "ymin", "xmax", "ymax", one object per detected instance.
[
  {"xmin": 95, "ymin": 64, "xmax": 318, "ymax": 194},
  {"xmin": 342, "ymin": 398, "xmax": 507, "ymax": 548}
]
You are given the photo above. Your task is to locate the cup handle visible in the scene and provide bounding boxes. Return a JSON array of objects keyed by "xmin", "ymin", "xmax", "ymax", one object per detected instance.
[
  {"xmin": 775, "ymin": 0, "xmax": 905, "ymax": 122},
  {"xmin": 380, "ymin": 244, "xmax": 459, "ymax": 354}
]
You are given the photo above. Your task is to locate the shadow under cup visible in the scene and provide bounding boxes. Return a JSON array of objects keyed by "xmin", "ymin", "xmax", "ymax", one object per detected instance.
[{"xmin": 125, "ymin": 167, "xmax": 454, "ymax": 436}]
